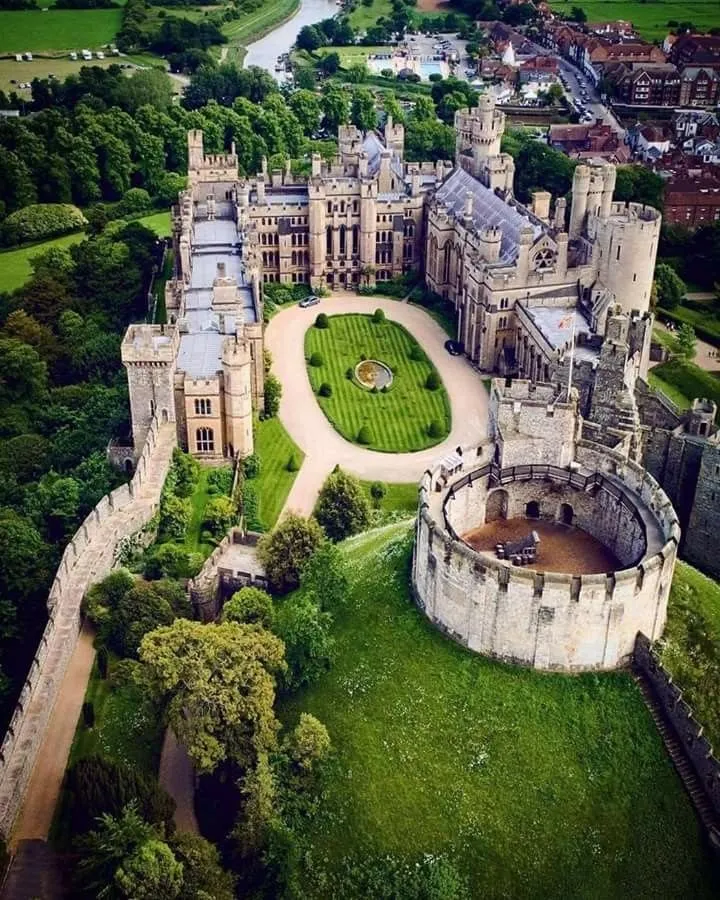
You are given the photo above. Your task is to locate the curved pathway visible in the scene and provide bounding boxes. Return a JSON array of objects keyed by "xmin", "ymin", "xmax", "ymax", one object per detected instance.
[{"xmin": 265, "ymin": 293, "xmax": 490, "ymax": 516}]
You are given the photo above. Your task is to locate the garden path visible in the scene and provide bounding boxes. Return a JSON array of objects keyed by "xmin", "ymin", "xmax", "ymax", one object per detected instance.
[{"xmin": 265, "ymin": 293, "xmax": 489, "ymax": 517}]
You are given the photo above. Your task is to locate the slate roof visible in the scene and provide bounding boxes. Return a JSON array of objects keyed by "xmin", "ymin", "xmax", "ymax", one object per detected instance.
[{"xmin": 435, "ymin": 168, "xmax": 542, "ymax": 265}]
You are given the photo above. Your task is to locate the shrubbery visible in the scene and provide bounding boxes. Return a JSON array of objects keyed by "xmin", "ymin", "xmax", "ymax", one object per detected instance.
[
  {"xmin": 425, "ymin": 370, "xmax": 440, "ymax": 391},
  {"xmin": 315, "ymin": 312, "xmax": 329, "ymax": 329},
  {"xmin": 287, "ymin": 453, "xmax": 300, "ymax": 472},
  {"xmin": 144, "ymin": 543, "xmax": 203, "ymax": 580},
  {"xmin": 318, "ymin": 382, "xmax": 332, "ymax": 397},
  {"xmin": 204, "ymin": 495, "xmax": 237, "ymax": 540},
  {"xmin": 357, "ymin": 425, "xmax": 373, "ymax": 444},
  {"xmin": 222, "ymin": 586, "xmax": 275, "ymax": 628},
  {"xmin": 409, "ymin": 344, "xmax": 424, "ymax": 362},
  {"xmin": 257, "ymin": 512, "xmax": 324, "ymax": 593},
  {"xmin": 309, "ymin": 351, "xmax": 324, "ymax": 367},
  {"xmin": 264, "ymin": 373, "xmax": 282, "ymax": 418},
  {"xmin": 207, "ymin": 466, "xmax": 233, "ymax": 495},
  {"xmin": 427, "ymin": 420, "xmax": 442, "ymax": 438},
  {"xmin": 242, "ymin": 454, "xmax": 261, "ymax": 480},
  {"xmin": 2, "ymin": 203, "xmax": 87, "ymax": 246},
  {"xmin": 372, "ymin": 308, "xmax": 386, "ymax": 324}
]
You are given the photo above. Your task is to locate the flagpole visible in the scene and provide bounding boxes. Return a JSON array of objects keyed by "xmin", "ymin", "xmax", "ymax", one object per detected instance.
[{"xmin": 567, "ymin": 313, "xmax": 576, "ymax": 403}]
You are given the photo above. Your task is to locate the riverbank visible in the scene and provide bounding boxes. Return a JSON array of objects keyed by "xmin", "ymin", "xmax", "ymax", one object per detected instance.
[{"xmin": 221, "ymin": 0, "xmax": 300, "ymax": 67}]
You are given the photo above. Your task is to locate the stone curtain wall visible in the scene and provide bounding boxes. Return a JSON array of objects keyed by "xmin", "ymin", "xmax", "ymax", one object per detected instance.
[
  {"xmin": 413, "ymin": 451, "xmax": 679, "ymax": 671},
  {"xmin": 634, "ymin": 633, "xmax": 720, "ymax": 839},
  {"xmin": 0, "ymin": 417, "xmax": 176, "ymax": 839}
]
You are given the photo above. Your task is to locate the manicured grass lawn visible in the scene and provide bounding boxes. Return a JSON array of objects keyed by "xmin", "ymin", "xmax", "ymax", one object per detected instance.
[
  {"xmin": 661, "ymin": 561, "xmax": 720, "ymax": 750},
  {"xmin": 305, "ymin": 314, "xmax": 451, "ymax": 452},
  {"xmin": 548, "ymin": 0, "xmax": 720, "ymax": 41},
  {"xmin": 360, "ymin": 479, "xmax": 417, "ymax": 515},
  {"xmin": 68, "ymin": 656, "xmax": 163, "ymax": 776},
  {"xmin": 0, "ymin": 231, "xmax": 85, "ymax": 293},
  {"xmin": 280, "ymin": 523, "xmax": 714, "ymax": 897},
  {"xmin": 648, "ymin": 358, "xmax": 720, "ymax": 419},
  {"xmin": 317, "ymin": 45, "xmax": 388, "ymax": 68},
  {"xmin": 348, "ymin": 0, "xmax": 393, "ymax": 29},
  {"xmin": 153, "ymin": 249, "xmax": 173, "ymax": 324},
  {"xmin": 186, "ymin": 466, "xmax": 217, "ymax": 556},
  {"xmin": 136, "ymin": 209, "xmax": 172, "ymax": 237},
  {"xmin": 252, "ymin": 416, "xmax": 304, "ymax": 530},
  {"xmin": 0, "ymin": 9, "xmax": 122, "ymax": 53}
]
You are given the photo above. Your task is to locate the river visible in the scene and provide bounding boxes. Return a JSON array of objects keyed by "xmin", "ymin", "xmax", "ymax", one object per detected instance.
[{"xmin": 243, "ymin": 0, "xmax": 339, "ymax": 79}]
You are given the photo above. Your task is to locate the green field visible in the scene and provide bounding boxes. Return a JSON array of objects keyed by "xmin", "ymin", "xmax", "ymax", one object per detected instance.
[
  {"xmin": 648, "ymin": 358, "xmax": 720, "ymax": 418},
  {"xmin": 136, "ymin": 210, "xmax": 172, "ymax": 237},
  {"xmin": 279, "ymin": 523, "xmax": 715, "ymax": 897},
  {"xmin": 0, "ymin": 232, "xmax": 86, "ymax": 293},
  {"xmin": 348, "ymin": 0, "xmax": 393, "ymax": 29},
  {"xmin": 252, "ymin": 416, "xmax": 304, "ymax": 530},
  {"xmin": 0, "ymin": 55, "xmax": 122, "ymax": 93},
  {"xmin": 304, "ymin": 314, "xmax": 451, "ymax": 452},
  {"xmin": 0, "ymin": 9, "xmax": 122, "ymax": 53},
  {"xmin": 548, "ymin": 0, "xmax": 720, "ymax": 41}
]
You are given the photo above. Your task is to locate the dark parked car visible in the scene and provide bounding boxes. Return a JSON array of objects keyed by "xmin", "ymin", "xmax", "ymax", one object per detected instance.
[
  {"xmin": 444, "ymin": 340, "xmax": 464, "ymax": 356},
  {"xmin": 298, "ymin": 295, "xmax": 320, "ymax": 308}
]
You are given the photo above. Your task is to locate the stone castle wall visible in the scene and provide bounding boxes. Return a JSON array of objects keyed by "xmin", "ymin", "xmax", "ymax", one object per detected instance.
[
  {"xmin": 0, "ymin": 417, "xmax": 175, "ymax": 839},
  {"xmin": 413, "ymin": 450, "xmax": 679, "ymax": 671}
]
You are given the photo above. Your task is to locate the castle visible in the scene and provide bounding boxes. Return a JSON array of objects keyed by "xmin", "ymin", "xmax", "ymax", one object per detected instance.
[{"xmin": 119, "ymin": 94, "xmax": 720, "ymax": 579}]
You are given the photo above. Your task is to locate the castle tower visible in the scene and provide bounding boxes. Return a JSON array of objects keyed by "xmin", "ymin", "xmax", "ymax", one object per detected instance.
[
  {"xmin": 569, "ymin": 165, "xmax": 591, "ymax": 239},
  {"xmin": 360, "ymin": 179, "xmax": 377, "ymax": 277},
  {"xmin": 222, "ymin": 336, "xmax": 253, "ymax": 458},
  {"xmin": 454, "ymin": 95, "xmax": 505, "ymax": 178},
  {"xmin": 188, "ymin": 129, "xmax": 204, "ymax": 173},
  {"xmin": 121, "ymin": 325, "xmax": 180, "ymax": 453},
  {"xmin": 684, "ymin": 440, "xmax": 720, "ymax": 578},
  {"xmin": 308, "ymin": 179, "xmax": 327, "ymax": 287},
  {"xmin": 384, "ymin": 115, "xmax": 405, "ymax": 159}
]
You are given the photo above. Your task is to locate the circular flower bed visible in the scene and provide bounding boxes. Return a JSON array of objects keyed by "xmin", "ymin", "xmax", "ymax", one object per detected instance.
[{"xmin": 355, "ymin": 359, "xmax": 393, "ymax": 390}]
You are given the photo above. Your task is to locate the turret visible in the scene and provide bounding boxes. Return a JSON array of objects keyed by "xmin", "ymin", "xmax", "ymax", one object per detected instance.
[
  {"xmin": 222, "ymin": 335, "xmax": 253, "ymax": 458},
  {"xmin": 188, "ymin": 130, "xmax": 204, "ymax": 173},
  {"xmin": 569, "ymin": 165, "xmax": 591, "ymax": 239},
  {"xmin": 478, "ymin": 225, "xmax": 502, "ymax": 263},
  {"xmin": 384, "ymin": 114, "xmax": 404, "ymax": 159}
]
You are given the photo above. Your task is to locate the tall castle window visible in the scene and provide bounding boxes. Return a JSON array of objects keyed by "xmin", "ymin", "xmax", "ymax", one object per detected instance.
[
  {"xmin": 196, "ymin": 427, "xmax": 214, "ymax": 453},
  {"xmin": 194, "ymin": 398, "xmax": 212, "ymax": 416}
]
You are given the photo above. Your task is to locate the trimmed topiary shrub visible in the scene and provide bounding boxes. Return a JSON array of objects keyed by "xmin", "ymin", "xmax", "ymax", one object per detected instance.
[
  {"xmin": 319, "ymin": 382, "xmax": 332, "ymax": 397},
  {"xmin": 287, "ymin": 453, "xmax": 300, "ymax": 472},
  {"xmin": 82, "ymin": 701, "xmax": 95, "ymax": 728},
  {"xmin": 315, "ymin": 312, "xmax": 329, "ymax": 329},
  {"xmin": 345, "ymin": 367, "xmax": 354, "ymax": 380},
  {"xmin": 309, "ymin": 351, "xmax": 324, "ymax": 367},
  {"xmin": 372, "ymin": 308, "xmax": 386, "ymax": 324},
  {"xmin": 409, "ymin": 344, "xmax": 424, "ymax": 362},
  {"xmin": 425, "ymin": 370, "xmax": 441, "ymax": 391},
  {"xmin": 370, "ymin": 481, "xmax": 387, "ymax": 506},
  {"xmin": 357, "ymin": 425, "xmax": 373, "ymax": 445},
  {"xmin": 427, "ymin": 420, "xmax": 443, "ymax": 438},
  {"xmin": 242, "ymin": 454, "xmax": 261, "ymax": 480}
]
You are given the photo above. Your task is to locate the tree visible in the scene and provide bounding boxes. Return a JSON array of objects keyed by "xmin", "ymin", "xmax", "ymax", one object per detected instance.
[
  {"xmin": 672, "ymin": 323, "xmax": 697, "ymax": 362},
  {"xmin": 138, "ymin": 619, "xmax": 285, "ymax": 772},
  {"xmin": 222, "ymin": 586, "xmax": 275, "ymax": 629},
  {"xmin": 614, "ymin": 165, "xmax": 665, "ymax": 212},
  {"xmin": 115, "ymin": 839, "xmax": 183, "ymax": 899},
  {"xmin": 257, "ymin": 512, "xmax": 325, "ymax": 593},
  {"xmin": 274, "ymin": 593, "xmax": 334, "ymax": 689},
  {"xmin": 169, "ymin": 833, "xmax": 235, "ymax": 900},
  {"xmin": 286, "ymin": 713, "xmax": 331, "ymax": 773},
  {"xmin": 315, "ymin": 469, "xmax": 371, "ymax": 542},
  {"xmin": 144, "ymin": 544, "xmax": 203, "ymax": 580},
  {"xmin": 350, "ymin": 88, "xmax": 377, "ymax": 132},
  {"xmin": 569, "ymin": 5, "xmax": 587, "ymax": 23},
  {"xmin": 289, "ymin": 89, "xmax": 322, "ymax": 136},
  {"xmin": 264, "ymin": 372, "xmax": 282, "ymax": 418},
  {"xmin": 203, "ymin": 495, "xmax": 237, "ymax": 540},
  {"xmin": 63, "ymin": 756, "xmax": 175, "ymax": 839},
  {"xmin": 370, "ymin": 481, "xmax": 387, "ymax": 506},
  {"xmin": 322, "ymin": 84, "xmax": 349, "ymax": 132},
  {"xmin": 654, "ymin": 262, "xmax": 686, "ymax": 310},
  {"xmin": 0, "ymin": 508, "xmax": 48, "ymax": 599},
  {"xmin": 158, "ymin": 495, "xmax": 192, "ymax": 542},
  {"xmin": 547, "ymin": 82, "xmax": 564, "ymax": 104},
  {"xmin": 296, "ymin": 24, "xmax": 322, "ymax": 51},
  {"xmin": 301, "ymin": 541, "xmax": 349, "ymax": 610}
]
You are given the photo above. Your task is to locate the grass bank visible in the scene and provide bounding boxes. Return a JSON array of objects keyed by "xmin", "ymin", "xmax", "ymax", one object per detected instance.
[
  {"xmin": 279, "ymin": 523, "xmax": 715, "ymax": 897},
  {"xmin": 304, "ymin": 313, "xmax": 451, "ymax": 452},
  {"xmin": 221, "ymin": 0, "xmax": 299, "ymax": 64},
  {"xmin": 648, "ymin": 358, "xmax": 720, "ymax": 419},
  {"xmin": 252, "ymin": 417, "xmax": 304, "ymax": 530},
  {"xmin": 659, "ymin": 304, "xmax": 720, "ymax": 347}
]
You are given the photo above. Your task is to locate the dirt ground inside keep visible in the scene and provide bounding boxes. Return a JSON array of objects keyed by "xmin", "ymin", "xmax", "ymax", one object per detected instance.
[
  {"xmin": 463, "ymin": 518, "xmax": 620, "ymax": 575},
  {"xmin": 415, "ymin": 0, "xmax": 450, "ymax": 11}
]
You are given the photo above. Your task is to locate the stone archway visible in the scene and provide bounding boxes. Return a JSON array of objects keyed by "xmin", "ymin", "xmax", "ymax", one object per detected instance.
[
  {"xmin": 161, "ymin": 408, "xmax": 169, "ymax": 423},
  {"xmin": 526, "ymin": 500, "xmax": 540, "ymax": 519},
  {"xmin": 559, "ymin": 502, "xmax": 574, "ymax": 525},
  {"xmin": 485, "ymin": 489, "xmax": 508, "ymax": 523}
]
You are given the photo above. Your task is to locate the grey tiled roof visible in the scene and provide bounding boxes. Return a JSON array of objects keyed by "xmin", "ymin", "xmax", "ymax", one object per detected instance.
[{"xmin": 435, "ymin": 168, "xmax": 542, "ymax": 264}]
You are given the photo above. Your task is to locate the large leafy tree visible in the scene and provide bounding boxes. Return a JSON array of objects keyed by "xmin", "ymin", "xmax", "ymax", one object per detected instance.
[
  {"xmin": 257, "ymin": 512, "xmax": 325, "ymax": 593},
  {"xmin": 138, "ymin": 619, "xmax": 285, "ymax": 772},
  {"xmin": 654, "ymin": 262, "xmax": 686, "ymax": 310},
  {"xmin": 315, "ymin": 468, "xmax": 371, "ymax": 542}
]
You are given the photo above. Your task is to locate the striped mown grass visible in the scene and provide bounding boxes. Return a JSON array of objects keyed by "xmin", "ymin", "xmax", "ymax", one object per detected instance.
[
  {"xmin": 304, "ymin": 314, "xmax": 450, "ymax": 452},
  {"xmin": 253, "ymin": 417, "xmax": 304, "ymax": 529}
]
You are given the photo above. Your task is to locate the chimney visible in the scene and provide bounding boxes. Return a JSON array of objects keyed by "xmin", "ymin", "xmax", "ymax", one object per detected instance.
[
  {"xmin": 531, "ymin": 190, "xmax": 551, "ymax": 222},
  {"xmin": 217, "ymin": 261, "xmax": 226, "ymax": 279},
  {"xmin": 464, "ymin": 191, "xmax": 474, "ymax": 220}
]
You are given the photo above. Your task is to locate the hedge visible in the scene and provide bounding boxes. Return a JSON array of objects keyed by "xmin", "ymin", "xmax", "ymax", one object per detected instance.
[{"xmin": 2, "ymin": 203, "xmax": 87, "ymax": 246}]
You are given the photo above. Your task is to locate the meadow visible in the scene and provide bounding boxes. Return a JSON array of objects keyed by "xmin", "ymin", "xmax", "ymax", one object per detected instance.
[
  {"xmin": 548, "ymin": 0, "xmax": 720, "ymax": 41},
  {"xmin": 280, "ymin": 522, "xmax": 716, "ymax": 898},
  {"xmin": 0, "ymin": 9, "xmax": 122, "ymax": 53},
  {"xmin": 304, "ymin": 313, "xmax": 451, "ymax": 452}
]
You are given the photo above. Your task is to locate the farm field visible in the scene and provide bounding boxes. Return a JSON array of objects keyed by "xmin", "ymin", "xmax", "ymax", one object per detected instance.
[
  {"xmin": 304, "ymin": 313, "xmax": 451, "ymax": 452},
  {"xmin": 548, "ymin": 0, "xmax": 720, "ymax": 41},
  {"xmin": 279, "ymin": 523, "xmax": 716, "ymax": 898},
  {"xmin": 0, "ymin": 9, "xmax": 122, "ymax": 53},
  {"xmin": 252, "ymin": 416, "xmax": 304, "ymax": 530}
]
